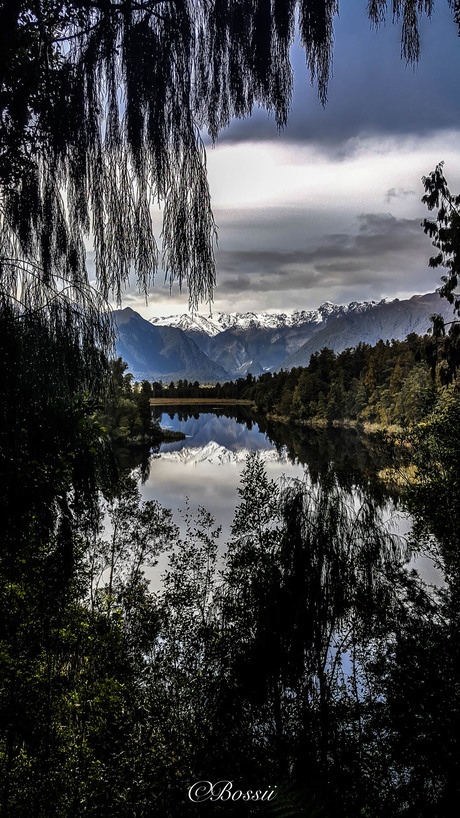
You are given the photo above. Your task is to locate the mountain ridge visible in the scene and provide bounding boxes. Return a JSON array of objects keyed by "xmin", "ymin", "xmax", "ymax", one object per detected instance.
[
  {"xmin": 115, "ymin": 293, "xmax": 452, "ymax": 381},
  {"xmin": 113, "ymin": 307, "xmax": 230, "ymax": 381},
  {"xmin": 149, "ymin": 299, "xmax": 386, "ymax": 337},
  {"xmin": 278, "ymin": 292, "xmax": 452, "ymax": 370}
]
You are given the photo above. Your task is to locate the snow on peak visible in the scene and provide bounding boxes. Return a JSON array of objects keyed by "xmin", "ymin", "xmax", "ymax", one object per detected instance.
[
  {"xmin": 154, "ymin": 441, "xmax": 289, "ymax": 466},
  {"xmin": 150, "ymin": 313, "xmax": 224, "ymax": 336},
  {"xmin": 149, "ymin": 309, "xmax": 326, "ymax": 335},
  {"xmin": 150, "ymin": 298, "xmax": 392, "ymax": 336}
]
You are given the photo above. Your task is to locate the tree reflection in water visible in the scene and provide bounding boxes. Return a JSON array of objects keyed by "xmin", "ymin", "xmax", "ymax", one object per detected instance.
[
  {"xmin": 2, "ymin": 407, "xmax": 458, "ymax": 816},
  {"xmin": 140, "ymin": 451, "xmax": 456, "ymax": 817}
]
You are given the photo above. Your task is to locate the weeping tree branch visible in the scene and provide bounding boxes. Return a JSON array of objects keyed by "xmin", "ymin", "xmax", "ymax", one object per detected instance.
[{"xmin": 0, "ymin": 0, "xmax": 452, "ymax": 334}]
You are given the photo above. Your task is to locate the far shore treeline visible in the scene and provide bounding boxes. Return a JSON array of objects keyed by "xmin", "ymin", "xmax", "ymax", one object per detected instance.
[{"xmin": 138, "ymin": 331, "xmax": 438, "ymax": 428}]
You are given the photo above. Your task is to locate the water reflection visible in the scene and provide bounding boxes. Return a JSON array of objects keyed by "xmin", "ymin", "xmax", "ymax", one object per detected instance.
[
  {"xmin": 152, "ymin": 405, "xmax": 393, "ymax": 485},
  {"xmin": 107, "ymin": 411, "xmax": 452, "ymax": 815},
  {"xmin": 142, "ymin": 410, "xmax": 304, "ymax": 545},
  {"xmin": 147, "ymin": 406, "xmax": 397, "ymax": 507},
  {"xmin": 143, "ymin": 407, "xmax": 442, "ymax": 587},
  {"xmin": 157, "ymin": 409, "xmax": 287, "ymax": 462},
  {"xmin": 259, "ymin": 417, "xmax": 396, "ymax": 501},
  {"xmin": 141, "ymin": 408, "xmax": 393, "ymax": 549},
  {"xmin": 141, "ymin": 452, "xmax": 451, "ymax": 817}
]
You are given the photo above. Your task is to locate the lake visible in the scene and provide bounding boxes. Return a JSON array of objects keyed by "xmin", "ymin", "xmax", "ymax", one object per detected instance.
[
  {"xmin": 143, "ymin": 408, "xmax": 304, "ymax": 538},
  {"xmin": 126, "ymin": 407, "xmax": 438, "ymax": 587},
  {"xmin": 116, "ymin": 406, "xmax": 447, "ymax": 815},
  {"xmin": 142, "ymin": 406, "xmax": 387, "ymax": 529}
]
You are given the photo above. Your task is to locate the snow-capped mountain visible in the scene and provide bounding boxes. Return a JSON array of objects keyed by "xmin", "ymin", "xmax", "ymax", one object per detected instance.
[
  {"xmin": 115, "ymin": 293, "xmax": 450, "ymax": 381},
  {"xmin": 149, "ymin": 300, "xmax": 382, "ymax": 337},
  {"xmin": 153, "ymin": 441, "xmax": 290, "ymax": 467},
  {"xmin": 113, "ymin": 307, "xmax": 228, "ymax": 381},
  {"xmin": 150, "ymin": 312, "xmax": 226, "ymax": 337},
  {"xmin": 280, "ymin": 293, "xmax": 451, "ymax": 369}
]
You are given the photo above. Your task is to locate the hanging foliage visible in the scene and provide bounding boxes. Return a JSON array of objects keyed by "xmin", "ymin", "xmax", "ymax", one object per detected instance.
[{"xmin": 0, "ymin": 0, "xmax": 448, "ymax": 329}]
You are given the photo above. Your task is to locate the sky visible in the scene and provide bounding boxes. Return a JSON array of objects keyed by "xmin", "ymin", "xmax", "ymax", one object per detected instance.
[{"xmin": 113, "ymin": 0, "xmax": 460, "ymax": 319}]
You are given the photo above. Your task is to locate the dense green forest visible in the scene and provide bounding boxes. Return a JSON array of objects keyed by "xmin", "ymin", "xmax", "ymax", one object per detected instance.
[
  {"xmin": 161, "ymin": 332, "xmax": 437, "ymax": 426},
  {"xmin": 2, "ymin": 1, "xmax": 460, "ymax": 815}
]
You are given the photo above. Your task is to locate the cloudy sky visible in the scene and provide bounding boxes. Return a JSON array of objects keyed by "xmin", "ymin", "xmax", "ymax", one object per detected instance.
[{"xmin": 117, "ymin": 1, "xmax": 460, "ymax": 319}]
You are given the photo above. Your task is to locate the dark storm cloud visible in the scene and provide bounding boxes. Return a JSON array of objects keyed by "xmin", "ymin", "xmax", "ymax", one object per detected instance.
[
  {"xmin": 211, "ymin": 1, "xmax": 460, "ymax": 149},
  {"xmin": 314, "ymin": 260, "xmax": 368, "ymax": 274},
  {"xmin": 215, "ymin": 213, "xmax": 430, "ymax": 297},
  {"xmin": 217, "ymin": 274, "xmax": 254, "ymax": 293},
  {"xmin": 216, "ymin": 248, "xmax": 327, "ymax": 275},
  {"xmin": 354, "ymin": 213, "xmax": 422, "ymax": 253},
  {"xmin": 219, "ymin": 267, "xmax": 326, "ymax": 294}
]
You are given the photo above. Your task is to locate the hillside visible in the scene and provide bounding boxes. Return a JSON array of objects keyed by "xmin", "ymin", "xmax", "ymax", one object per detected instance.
[
  {"xmin": 115, "ymin": 294, "xmax": 454, "ymax": 381},
  {"xmin": 113, "ymin": 308, "xmax": 230, "ymax": 381},
  {"xmin": 277, "ymin": 293, "xmax": 452, "ymax": 370}
]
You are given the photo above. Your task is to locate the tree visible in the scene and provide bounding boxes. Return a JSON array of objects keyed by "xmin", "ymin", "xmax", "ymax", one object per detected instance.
[
  {"xmin": 219, "ymin": 455, "xmax": 417, "ymax": 815},
  {"xmin": 1, "ymin": 0, "xmax": 452, "ymax": 333},
  {"xmin": 136, "ymin": 380, "xmax": 154, "ymax": 436},
  {"xmin": 422, "ymin": 163, "xmax": 460, "ymax": 383}
]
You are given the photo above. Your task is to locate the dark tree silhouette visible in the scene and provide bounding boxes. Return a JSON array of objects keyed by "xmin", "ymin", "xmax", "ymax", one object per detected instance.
[
  {"xmin": 1, "ymin": 0, "xmax": 451, "ymax": 332},
  {"xmin": 422, "ymin": 163, "xmax": 460, "ymax": 382}
]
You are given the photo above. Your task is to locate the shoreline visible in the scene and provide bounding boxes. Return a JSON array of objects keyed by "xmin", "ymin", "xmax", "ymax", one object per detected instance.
[
  {"xmin": 151, "ymin": 400, "xmax": 402, "ymax": 436},
  {"xmin": 150, "ymin": 398, "xmax": 255, "ymax": 406},
  {"xmin": 264, "ymin": 412, "xmax": 402, "ymax": 435}
]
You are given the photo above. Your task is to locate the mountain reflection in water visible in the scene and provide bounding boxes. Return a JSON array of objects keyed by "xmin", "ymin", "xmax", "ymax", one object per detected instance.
[
  {"xmin": 141, "ymin": 410, "xmax": 304, "ymax": 547},
  {"xmin": 157, "ymin": 408, "xmax": 277, "ymax": 455},
  {"xmin": 151, "ymin": 405, "xmax": 397, "ymax": 492},
  {"xmin": 140, "ymin": 407, "xmax": 440, "ymax": 587},
  {"xmin": 142, "ymin": 407, "xmax": 392, "ymax": 541}
]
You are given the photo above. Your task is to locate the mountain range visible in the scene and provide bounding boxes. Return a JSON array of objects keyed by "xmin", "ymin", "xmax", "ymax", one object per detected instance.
[
  {"xmin": 114, "ymin": 292, "xmax": 452, "ymax": 382},
  {"xmin": 153, "ymin": 442, "xmax": 289, "ymax": 467}
]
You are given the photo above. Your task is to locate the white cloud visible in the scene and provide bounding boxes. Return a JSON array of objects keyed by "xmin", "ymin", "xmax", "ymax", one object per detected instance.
[
  {"xmin": 207, "ymin": 132, "xmax": 460, "ymax": 215},
  {"xmin": 106, "ymin": 130, "xmax": 460, "ymax": 319}
]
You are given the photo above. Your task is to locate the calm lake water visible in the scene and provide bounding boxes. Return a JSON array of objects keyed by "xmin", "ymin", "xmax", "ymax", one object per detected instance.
[
  {"xmin": 135, "ymin": 406, "xmax": 441, "ymax": 586},
  {"xmin": 142, "ymin": 408, "xmax": 305, "ymax": 538}
]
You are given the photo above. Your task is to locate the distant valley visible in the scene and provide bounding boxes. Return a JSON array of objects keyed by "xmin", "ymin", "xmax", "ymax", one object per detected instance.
[{"xmin": 114, "ymin": 292, "xmax": 452, "ymax": 382}]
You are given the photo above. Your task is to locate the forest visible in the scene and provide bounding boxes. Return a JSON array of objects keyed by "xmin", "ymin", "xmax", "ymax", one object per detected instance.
[
  {"xmin": 159, "ymin": 332, "xmax": 437, "ymax": 426},
  {"xmin": 2, "ymin": 1, "xmax": 460, "ymax": 816}
]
